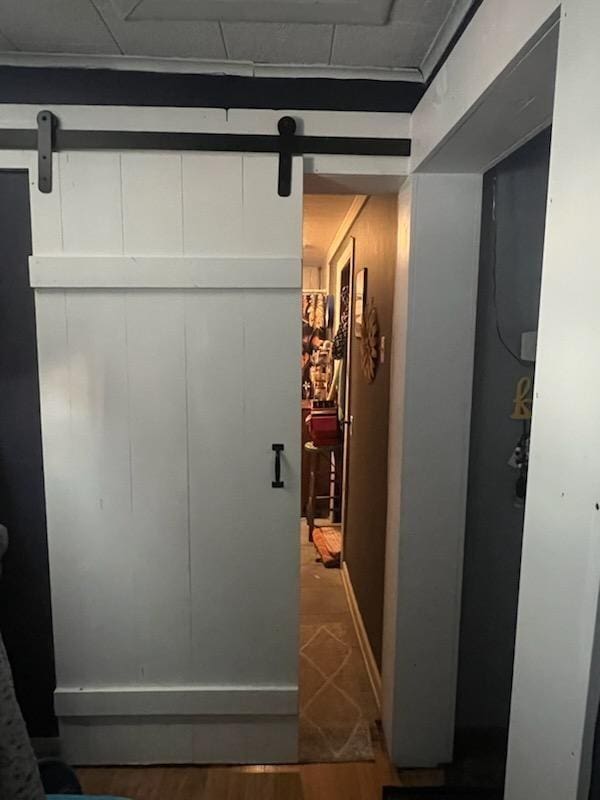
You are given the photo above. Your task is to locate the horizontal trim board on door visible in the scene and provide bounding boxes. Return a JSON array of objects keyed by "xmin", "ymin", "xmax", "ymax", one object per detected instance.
[
  {"xmin": 29, "ymin": 256, "xmax": 302, "ymax": 289},
  {"xmin": 59, "ymin": 715, "xmax": 298, "ymax": 764},
  {"xmin": 54, "ymin": 685, "xmax": 298, "ymax": 717}
]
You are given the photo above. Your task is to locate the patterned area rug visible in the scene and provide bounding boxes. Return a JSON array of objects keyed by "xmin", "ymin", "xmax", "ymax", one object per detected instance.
[{"xmin": 299, "ymin": 622, "xmax": 374, "ymax": 763}]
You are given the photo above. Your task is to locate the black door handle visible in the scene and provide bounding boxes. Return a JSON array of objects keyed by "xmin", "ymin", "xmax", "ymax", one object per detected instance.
[{"xmin": 272, "ymin": 444, "xmax": 284, "ymax": 488}]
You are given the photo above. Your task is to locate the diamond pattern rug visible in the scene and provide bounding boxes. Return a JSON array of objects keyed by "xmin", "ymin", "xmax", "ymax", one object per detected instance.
[{"xmin": 299, "ymin": 622, "xmax": 374, "ymax": 763}]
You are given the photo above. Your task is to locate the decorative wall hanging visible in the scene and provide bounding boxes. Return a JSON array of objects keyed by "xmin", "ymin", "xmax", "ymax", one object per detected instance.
[
  {"xmin": 510, "ymin": 376, "xmax": 533, "ymax": 420},
  {"xmin": 360, "ymin": 300, "xmax": 379, "ymax": 384},
  {"xmin": 354, "ymin": 268, "xmax": 368, "ymax": 338}
]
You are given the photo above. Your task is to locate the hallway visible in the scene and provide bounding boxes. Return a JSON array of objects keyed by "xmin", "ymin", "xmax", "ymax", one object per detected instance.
[{"xmin": 299, "ymin": 520, "xmax": 378, "ymax": 762}]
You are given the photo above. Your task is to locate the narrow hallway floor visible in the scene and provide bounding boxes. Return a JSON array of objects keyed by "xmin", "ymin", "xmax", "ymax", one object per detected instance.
[{"xmin": 299, "ymin": 519, "xmax": 378, "ymax": 763}]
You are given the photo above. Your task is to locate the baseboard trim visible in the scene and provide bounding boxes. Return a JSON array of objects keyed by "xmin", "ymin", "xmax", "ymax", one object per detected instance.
[
  {"xmin": 54, "ymin": 685, "xmax": 297, "ymax": 717},
  {"xmin": 341, "ymin": 562, "xmax": 382, "ymax": 709}
]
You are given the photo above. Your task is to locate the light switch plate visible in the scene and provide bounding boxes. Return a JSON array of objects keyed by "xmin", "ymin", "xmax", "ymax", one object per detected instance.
[{"xmin": 520, "ymin": 330, "xmax": 537, "ymax": 362}]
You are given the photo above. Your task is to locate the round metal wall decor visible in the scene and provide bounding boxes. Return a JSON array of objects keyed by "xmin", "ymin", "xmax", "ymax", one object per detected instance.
[{"xmin": 360, "ymin": 300, "xmax": 379, "ymax": 383}]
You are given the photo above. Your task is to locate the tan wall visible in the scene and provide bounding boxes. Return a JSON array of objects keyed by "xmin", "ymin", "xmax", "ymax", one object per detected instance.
[{"xmin": 338, "ymin": 195, "xmax": 397, "ymax": 667}]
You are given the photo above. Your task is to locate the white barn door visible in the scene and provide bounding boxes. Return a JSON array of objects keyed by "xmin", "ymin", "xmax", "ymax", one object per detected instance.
[{"xmin": 31, "ymin": 148, "xmax": 302, "ymax": 764}]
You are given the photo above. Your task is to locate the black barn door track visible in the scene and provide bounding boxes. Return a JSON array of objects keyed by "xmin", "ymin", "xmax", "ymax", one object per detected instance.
[{"xmin": 0, "ymin": 110, "xmax": 412, "ymax": 198}]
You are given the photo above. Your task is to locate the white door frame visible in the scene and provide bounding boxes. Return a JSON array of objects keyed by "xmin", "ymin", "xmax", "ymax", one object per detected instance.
[
  {"xmin": 383, "ymin": 2, "xmax": 600, "ymax": 799},
  {"xmin": 380, "ymin": 0, "xmax": 562, "ymax": 769}
]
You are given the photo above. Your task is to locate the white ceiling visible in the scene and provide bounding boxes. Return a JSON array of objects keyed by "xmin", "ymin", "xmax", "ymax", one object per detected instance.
[
  {"xmin": 303, "ymin": 194, "xmax": 354, "ymax": 268},
  {"xmin": 0, "ymin": 0, "xmax": 474, "ymax": 81}
]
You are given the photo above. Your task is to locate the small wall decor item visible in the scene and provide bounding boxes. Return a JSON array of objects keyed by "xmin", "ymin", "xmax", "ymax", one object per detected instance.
[
  {"xmin": 354, "ymin": 268, "xmax": 368, "ymax": 337},
  {"xmin": 360, "ymin": 300, "xmax": 379, "ymax": 383},
  {"xmin": 510, "ymin": 375, "xmax": 533, "ymax": 420}
]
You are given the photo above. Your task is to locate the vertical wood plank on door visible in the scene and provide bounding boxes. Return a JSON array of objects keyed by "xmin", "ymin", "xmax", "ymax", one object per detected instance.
[
  {"xmin": 51, "ymin": 291, "xmax": 135, "ymax": 687},
  {"xmin": 121, "ymin": 153, "xmax": 183, "ymax": 255},
  {"xmin": 124, "ymin": 291, "xmax": 192, "ymax": 685},
  {"xmin": 29, "ymin": 153, "xmax": 64, "ymax": 255},
  {"xmin": 186, "ymin": 288, "xmax": 299, "ymax": 688},
  {"xmin": 185, "ymin": 291, "xmax": 248, "ymax": 685},
  {"xmin": 182, "ymin": 154, "xmax": 244, "ymax": 255},
  {"xmin": 34, "ymin": 290, "xmax": 73, "ymax": 682},
  {"xmin": 242, "ymin": 156, "xmax": 303, "ymax": 257},
  {"xmin": 59, "ymin": 153, "xmax": 123, "ymax": 254},
  {"xmin": 239, "ymin": 289, "xmax": 300, "ymax": 686}
]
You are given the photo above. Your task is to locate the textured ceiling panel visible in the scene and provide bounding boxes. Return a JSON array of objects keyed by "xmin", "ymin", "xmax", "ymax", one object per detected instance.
[
  {"xmin": 115, "ymin": 0, "xmax": 394, "ymax": 26},
  {"xmin": 391, "ymin": 0, "xmax": 456, "ymax": 26},
  {"xmin": 223, "ymin": 22, "xmax": 333, "ymax": 64},
  {"xmin": 0, "ymin": 0, "xmax": 120, "ymax": 54},
  {"xmin": 332, "ymin": 21, "xmax": 436, "ymax": 68},
  {"xmin": 95, "ymin": 0, "xmax": 226, "ymax": 58},
  {"xmin": 0, "ymin": 0, "xmax": 474, "ymax": 77}
]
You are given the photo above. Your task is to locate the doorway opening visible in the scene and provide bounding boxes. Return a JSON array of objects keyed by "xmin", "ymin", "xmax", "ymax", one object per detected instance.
[{"xmin": 298, "ymin": 191, "xmax": 398, "ymax": 763}]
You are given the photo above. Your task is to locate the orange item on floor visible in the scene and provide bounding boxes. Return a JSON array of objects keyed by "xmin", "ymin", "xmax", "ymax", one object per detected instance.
[{"xmin": 312, "ymin": 526, "xmax": 342, "ymax": 568}]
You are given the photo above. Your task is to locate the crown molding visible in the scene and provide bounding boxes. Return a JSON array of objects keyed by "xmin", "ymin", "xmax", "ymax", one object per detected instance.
[{"xmin": 0, "ymin": 51, "xmax": 423, "ymax": 83}]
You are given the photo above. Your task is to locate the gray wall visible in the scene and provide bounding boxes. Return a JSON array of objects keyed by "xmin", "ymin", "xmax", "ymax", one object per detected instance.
[
  {"xmin": 455, "ymin": 129, "xmax": 552, "ymax": 747},
  {"xmin": 340, "ymin": 195, "xmax": 398, "ymax": 668}
]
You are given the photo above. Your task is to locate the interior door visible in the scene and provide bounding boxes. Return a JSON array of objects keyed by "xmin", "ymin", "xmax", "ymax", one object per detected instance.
[{"xmin": 32, "ymin": 149, "xmax": 302, "ymax": 764}]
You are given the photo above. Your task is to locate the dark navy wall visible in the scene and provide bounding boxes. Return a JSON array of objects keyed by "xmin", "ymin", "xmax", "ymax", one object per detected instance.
[
  {"xmin": 455, "ymin": 128, "xmax": 552, "ymax": 754},
  {"xmin": 0, "ymin": 170, "xmax": 57, "ymax": 737}
]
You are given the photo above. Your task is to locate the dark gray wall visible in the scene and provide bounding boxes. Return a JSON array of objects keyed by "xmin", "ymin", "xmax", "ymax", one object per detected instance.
[
  {"xmin": 455, "ymin": 129, "xmax": 552, "ymax": 750},
  {"xmin": 0, "ymin": 170, "xmax": 57, "ymax": 737}
]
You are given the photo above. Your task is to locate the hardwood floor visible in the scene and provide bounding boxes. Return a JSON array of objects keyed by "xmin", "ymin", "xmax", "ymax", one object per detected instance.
[
  {"xmin": 78, "ymin": 523, "xmax": 443, "ymax": 798},
  {"xmin": 79, "ymin": 750, "xmax": 441, "ymax": 800}
]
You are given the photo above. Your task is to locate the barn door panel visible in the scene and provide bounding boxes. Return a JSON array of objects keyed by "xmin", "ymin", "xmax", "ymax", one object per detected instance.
[{"xmin": 33, "ymin": 151, "xmax": 302, "ymax": 764}]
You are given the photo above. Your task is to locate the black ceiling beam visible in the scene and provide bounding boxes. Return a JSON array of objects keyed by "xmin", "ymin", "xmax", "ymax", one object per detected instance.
[{"xmin": 0, "ymin": 66, "xmax": 425, "ymax": 113}]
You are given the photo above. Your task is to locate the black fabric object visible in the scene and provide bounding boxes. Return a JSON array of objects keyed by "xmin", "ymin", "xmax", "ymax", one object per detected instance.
[{"xmin": 0, "ymin": 170, "xmax": 57, "ymax": 737}]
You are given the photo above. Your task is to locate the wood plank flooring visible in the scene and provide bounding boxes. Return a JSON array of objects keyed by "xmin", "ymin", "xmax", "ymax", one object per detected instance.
[{"xmin": 79, "ymin": 754, "xmax": 441, "ymax": 800}]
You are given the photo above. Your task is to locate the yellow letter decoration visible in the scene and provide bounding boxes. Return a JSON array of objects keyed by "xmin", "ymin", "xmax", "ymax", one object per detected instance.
[{"xmin": 511, "ymin": 376, "xmax": 533, "ymax": 420}]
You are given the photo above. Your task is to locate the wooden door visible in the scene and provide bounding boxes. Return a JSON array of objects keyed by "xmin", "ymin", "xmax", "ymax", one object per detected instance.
[{"xmin": 32, "ymin": 149, "xmax": 302, "ymax": 764}]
